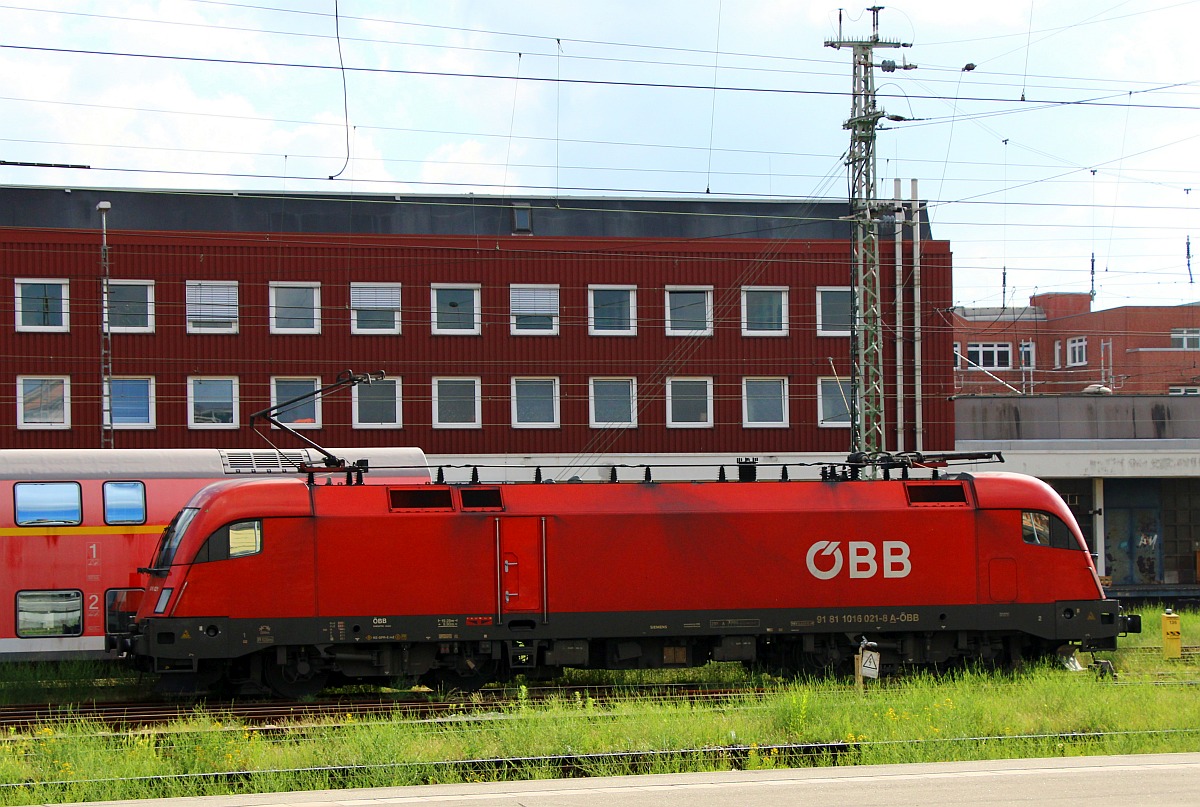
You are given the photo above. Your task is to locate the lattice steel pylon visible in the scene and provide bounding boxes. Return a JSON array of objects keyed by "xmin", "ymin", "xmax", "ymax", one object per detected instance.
[{"xmin": 825, "ymin": 7, "xmax": 912, "ymax": 458}]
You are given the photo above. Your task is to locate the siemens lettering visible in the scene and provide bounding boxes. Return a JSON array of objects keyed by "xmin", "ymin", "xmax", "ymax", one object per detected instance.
[{"xmin": 806, "ymin": 540, "xmax": 912, "ymax": 580}]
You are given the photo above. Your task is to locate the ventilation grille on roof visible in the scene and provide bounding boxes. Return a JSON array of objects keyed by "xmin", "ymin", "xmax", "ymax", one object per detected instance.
[{"xmin": 220, "ymin": 450, "xmax": 309, "ymax": 474}]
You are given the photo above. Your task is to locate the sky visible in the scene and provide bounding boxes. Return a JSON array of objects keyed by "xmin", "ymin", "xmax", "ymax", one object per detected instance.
[{"xmin": 1, "ymin": 1, "xmax": 1198, "ymax": 310}]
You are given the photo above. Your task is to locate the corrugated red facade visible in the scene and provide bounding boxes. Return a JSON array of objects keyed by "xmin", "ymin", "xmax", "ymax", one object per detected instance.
[{"xmin": 1, "ymin": 222, "xmax": 955, "ymax": 455}]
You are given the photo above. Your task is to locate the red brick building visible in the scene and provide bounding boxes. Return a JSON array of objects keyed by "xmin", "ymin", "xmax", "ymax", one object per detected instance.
[
  {"xmin": 953, "ymin": 292, "xmax": 1200, "ymax": 396},
  {"xmin": 1, "ymin": 188, "xmax": 955, "ymax": 467}
]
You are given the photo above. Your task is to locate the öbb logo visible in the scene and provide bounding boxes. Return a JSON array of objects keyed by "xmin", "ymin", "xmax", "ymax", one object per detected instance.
[{"xmin": 805, "ymin": 540, "xmax": 912, "ymax": 580}]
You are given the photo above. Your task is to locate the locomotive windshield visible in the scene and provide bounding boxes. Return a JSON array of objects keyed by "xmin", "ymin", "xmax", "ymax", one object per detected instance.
[
  {"xmin": 144, "ymin": 507, "xmax": 200, "ymax": 575},
  {"xmin": 1021, "ymin": 510, "xmax": 1080, "ymax": 550}
]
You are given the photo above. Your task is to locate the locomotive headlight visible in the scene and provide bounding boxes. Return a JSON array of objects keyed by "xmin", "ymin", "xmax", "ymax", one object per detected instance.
[
  {"xmin": 1062, "ymin": 607, "xmax": 1076, "ymax": 620},
  {"xmin": 154, "ymin": 588, "xmax": 174, "ymax": 615}
]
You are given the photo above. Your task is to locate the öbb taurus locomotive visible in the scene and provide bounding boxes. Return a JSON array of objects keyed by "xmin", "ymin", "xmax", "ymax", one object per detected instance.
[{"xmin": 111, "ymin": 455, "xmax": 1140, "ymax": 696}]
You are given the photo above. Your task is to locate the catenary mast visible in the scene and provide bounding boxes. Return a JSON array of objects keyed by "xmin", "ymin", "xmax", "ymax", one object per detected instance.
[{"xmin": 825, "ymin": 7, "xmax": 913, "ymax": 457}]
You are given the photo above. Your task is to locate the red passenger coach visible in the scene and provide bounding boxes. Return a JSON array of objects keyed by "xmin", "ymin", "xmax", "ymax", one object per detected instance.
[
  {"xmin": 0, "ymin": 447, "xmax": 428, "ymax": 662},
  {"xmin": 116, "ymin": 458, "xmax": 1140, "ymax": 696}
]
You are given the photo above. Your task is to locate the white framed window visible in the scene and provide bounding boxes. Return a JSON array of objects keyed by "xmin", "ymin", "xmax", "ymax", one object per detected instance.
[
  {"xmin": 17, "ymin": 376, "xmax": 70, "ymax": 429},
  {"xmin": 432, "ymin": 284, "xmax": 481, "ymax": 334},
  {"xmin": 1054, "ymin": 340, "xmax": 1062, "ymax": 369},
  {"xmin": 953, "ymin": 341, "xmax": 962, "ymax": 369},
  {"xmin": 350, "ymin": 282, "xmax": 402, "ymax": 334},
  {"xmin": 511, "ymin": 377, "xmax": 560, "ymax": 428},
  {"xmin": 818, "ymin": 377, "xmax": 852, "ymax": 428},
  {"xmin": 105, "ymin": 377, "xmax": 155, "ymax": 429},
  {"xmin": 1019, "ymin": 341, "xmax": 1035, "ymax": 369},
  {"xmin": 966, "ymin": 342, "xmax": 1012, "ymax": 370},
  {"xmin": 15, "ymin": 279, "xmax": 69, "ymax": 332},
  {"xmin": 352, "ymin": 376, "xmax": 401, "ymax": 428},
  {"xmin": 186, "ymin": 281, "xmax": 238, "ymax": 333},
  {"xmin": 1067, "ymin": 336, "xmax": 1087, "ymax": 367},
  {"xmin": 105, "ymin": 280, "xmax": 154, "ymax": 333},
  {"xmin": 666, "ymin": 377, "xmax": 713, "ymax": 428},
  {"xmin": 743, "ymin": 377, "xmax": 788, "ymax": 427},
  {"xmin": 741, "ymin": 287, "xmax": 788, "ymax": 336},
  {"xmin": 432, "ymin": 377, "xmax": 481, "ymax": 428},
  {"xmin": 816, "ymin": 287, "xmax": 851, "ymax": 336},
  {"xmin": 665, "ymin": 287, "xmax": 713, "ymax": 336},
  {"xmin": 510, "ymin": 284, "xmax": 560, "ymax": 334},
  {"xmin": 589, "ymin": 285, "xmax": 637, "ymax": 335},
  {"xmin": 187, "ymin": 376, "xmax": 238, "ymax": 428},
  {"xmin": 1169, "ymin": 386, "xmax": 1200, "ymax": 395},
  {"xmin": 1172, "ymin": 328, "xmax": 1200, "ymax": 349},
  {"xmin": 589, "ymin": 377, "xmax": 637, "ymax": 428},
  {"xmin": 269, "ymin": 282, "xmax": 321, "ymax": 334},
  {"xmin": 272, "ymin": 377, "xmax": 321, "ymax": 427}
]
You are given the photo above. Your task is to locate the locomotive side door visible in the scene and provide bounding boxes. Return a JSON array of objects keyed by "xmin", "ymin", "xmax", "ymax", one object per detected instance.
[{"xmin": 496, "ymin": 517, "xmax": 545, "ymax": 619}]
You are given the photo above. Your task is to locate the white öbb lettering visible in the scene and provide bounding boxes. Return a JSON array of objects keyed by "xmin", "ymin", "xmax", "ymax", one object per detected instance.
[{"xmin": 805, "ymin": 540, "xmax": 912, "ymax": 580}]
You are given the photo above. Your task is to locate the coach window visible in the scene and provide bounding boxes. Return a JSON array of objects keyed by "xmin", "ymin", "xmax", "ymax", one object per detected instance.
[
  {"xmin": 194, "ymin": 519, "xmax": 263, "ymax": 563},
  {"xmin": 16, "ymin": 590, "xmax": 83, "ymax": 637},
  {"xmin": 104, "ymin": 481, "xmax": 146, "ymax": 525},
  {"xmin": 1022, "ymin": 511, "xmax": 1079, "ymax": 550},
  {"xmin": 14, "ymin": 482, "xmax": 82, "ymax": 526}
]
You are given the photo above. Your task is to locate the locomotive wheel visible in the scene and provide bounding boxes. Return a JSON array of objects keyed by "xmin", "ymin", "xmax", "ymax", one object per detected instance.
[{"xmin": 261, "ymin": 650, "xmax": 329, "ymax": 698}]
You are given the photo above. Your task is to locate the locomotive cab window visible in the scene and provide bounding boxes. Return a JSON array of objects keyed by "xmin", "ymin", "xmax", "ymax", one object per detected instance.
[
  {"xmin": 103, "ymin": 481, "xmax": 146, "ymax": 525},
  {"xmin": 16, "ymin": 590, "xmax": 83, "ymax": 637},
  {"xmin": 193, "ymin": 519, "xmax": 263, "ymax": 563},
  {"xmin": 14, "ymin": 482, "xmax": 82, "ymax": 526},
  {"xmin": 1021, "ymin": 511, "xmax": 1078, "ymax": 550}
]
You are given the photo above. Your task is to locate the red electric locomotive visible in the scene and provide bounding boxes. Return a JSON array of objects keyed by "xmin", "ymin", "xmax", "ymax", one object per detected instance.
[
  {"xmin": 0, "ymin": 447, "xmax": 428, "ymax": 662},
  {"xmin": 113, "ymin": 455, "xmax": 1140, "ymax": 696}
]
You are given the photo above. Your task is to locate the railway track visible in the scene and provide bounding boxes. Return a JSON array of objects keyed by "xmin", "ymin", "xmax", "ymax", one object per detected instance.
[
  {"xmin": 5, "ymin": 728, "xmax": 1200, "ymax": 796},
  {"xmin": 0, "ymin": 683, "xmax": 765, "ymax": 732}
]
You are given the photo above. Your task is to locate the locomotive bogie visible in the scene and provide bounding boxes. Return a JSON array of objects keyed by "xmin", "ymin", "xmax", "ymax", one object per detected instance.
[{"xmin": 116, "ymin": 471, "xmax": 1139, "ymax": 696}]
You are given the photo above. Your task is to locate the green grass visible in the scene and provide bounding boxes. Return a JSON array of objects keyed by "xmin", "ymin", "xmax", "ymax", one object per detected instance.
[{"xmin": 0, "ymin": 604, "xmax": 1195, "ymax": 804}]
